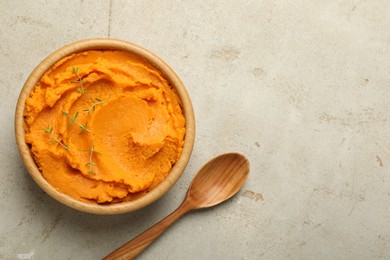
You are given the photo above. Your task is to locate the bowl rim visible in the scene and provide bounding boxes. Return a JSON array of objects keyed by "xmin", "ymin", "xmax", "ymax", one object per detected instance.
[{"xmin": 14, "ymin": 38, "xmax": 195, "ymax": 215}]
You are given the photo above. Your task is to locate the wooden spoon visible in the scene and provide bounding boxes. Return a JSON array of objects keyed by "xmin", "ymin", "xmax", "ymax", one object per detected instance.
[{"xmin": 104, "ymin": 153, "xmax": 250, "ymax": 259}]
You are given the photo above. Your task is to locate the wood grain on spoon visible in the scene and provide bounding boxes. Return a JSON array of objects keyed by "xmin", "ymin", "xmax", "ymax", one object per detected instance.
[{"xmin": 104, "ymin": 153, "xmax": 249, "ymax": 260}]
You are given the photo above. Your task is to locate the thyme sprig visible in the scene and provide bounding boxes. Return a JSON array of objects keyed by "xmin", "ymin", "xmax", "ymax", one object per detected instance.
[
  {"xmin": 84, "ymin": 140, "xmax": 101, "ymax": 174},
  {"xmin": 44, "ymin": 125, "xmax": 53, "ymax": 135},
  {"xmin": 43, "ymin": 125, "xmax": 69, "ymax": 150},
  {"xmin": 84, "ymin": 97, "xmax": 106, "ymax": 115},
  {"xmin": 62, "ymin": 111, "xmax": 91, "ymax": 133},
  {"xmin": 49, "ymin": 135, "xmax": 70, "ymax": 150},
  {"xmin": 72, "ymin": 67, "xmax": 108, "ymax": 115},
  {"xmin": 63, "ymin": 66, "xmax": 107, "ymax": 174},
  {"xmin": 71, "ymin": 67, "xmax": 88, "ymax": 94}
]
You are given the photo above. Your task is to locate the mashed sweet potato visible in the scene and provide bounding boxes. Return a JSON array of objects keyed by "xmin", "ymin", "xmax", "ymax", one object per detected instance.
[{"xmin": 24, "ymin": 50, "xmax": 186, "ymax": 204}]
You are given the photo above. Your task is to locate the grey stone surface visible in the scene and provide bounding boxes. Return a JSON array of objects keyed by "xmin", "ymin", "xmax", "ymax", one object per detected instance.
[{"xmin": 1, "ymin": 0, "xmax": 390, "ymax": 259}]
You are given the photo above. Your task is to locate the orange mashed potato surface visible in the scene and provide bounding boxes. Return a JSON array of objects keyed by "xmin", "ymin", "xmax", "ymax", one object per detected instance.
[{"xmin": 24, "ymin": 50, "xmax": 186, "ymax": 204}]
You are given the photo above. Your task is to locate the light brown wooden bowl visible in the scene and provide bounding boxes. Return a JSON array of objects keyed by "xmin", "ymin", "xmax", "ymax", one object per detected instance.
[{"xmin": 14, "ymin": 38, "xmax": 195, "ymax": 215}]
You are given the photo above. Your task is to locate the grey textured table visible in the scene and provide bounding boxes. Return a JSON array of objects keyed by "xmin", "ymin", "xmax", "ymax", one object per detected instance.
[{"xmin": 1, "ymin": 1, "xmax": 390, "ymax": 259}]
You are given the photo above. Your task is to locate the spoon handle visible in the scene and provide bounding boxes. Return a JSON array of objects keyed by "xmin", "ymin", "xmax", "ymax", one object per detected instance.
[{"xmin": 103, "ymin": 202, "xmax": 193, "ymax": 260}]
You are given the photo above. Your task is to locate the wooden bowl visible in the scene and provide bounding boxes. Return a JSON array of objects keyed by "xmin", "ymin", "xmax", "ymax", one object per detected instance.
[{"xmin": 14, "ymin": 38, "xmax": 195, "ymax": 215}]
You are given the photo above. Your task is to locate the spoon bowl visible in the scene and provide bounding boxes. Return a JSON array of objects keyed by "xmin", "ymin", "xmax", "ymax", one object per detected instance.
[
  {"xmin": 186, "ymin": 153, "xmax": 249, "ymax": 209},
  {"xmin": 104, "ymin": 153, "xmax": 250, "ymax": 259}
]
